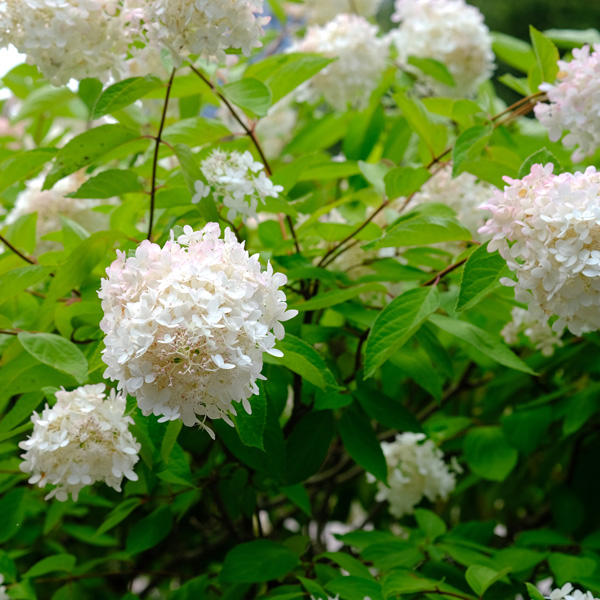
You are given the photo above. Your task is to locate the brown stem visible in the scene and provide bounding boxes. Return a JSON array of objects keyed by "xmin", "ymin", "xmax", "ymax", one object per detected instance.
[
  {"xmin": 422, "ymin": 258, "xmax": 468, "ymax": 287},
  {"xmin": 0, "ymin": 234, "xmax": 37, "ymax": 265},
  {"xmin": 491, "ymin": 90, "xmax": 545, "ymax": 123},
  {"xmin": 147, "ymin": 68, "xmax": 176, "ymax": 242}
]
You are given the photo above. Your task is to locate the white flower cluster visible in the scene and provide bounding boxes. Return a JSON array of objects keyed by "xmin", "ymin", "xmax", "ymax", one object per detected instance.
[
  {"xmin": 388, "ymin": 0, "xmax": 494, "ymax": 97},
  {"xmin": 98, "ymin": 223, "xmax": 297, "ymax": 435},
  {"xmin": 0, "ymin": 0, "xmax": 131, "ymax": 85},
  {"xmin": 19, "ymin": 384, "xmax": 140, "ymax": 502},
  {"xmin": 534, "ymin": 44, "xmax": 600, "ymax": 162},
  {"xmin": 193, "ymin": 149, "xmax": 284, "ymax": 223},
  {"xmin": 288, "ymin": 0, "xmax": 382, "ymax": 25},
  {"xmin": 501, "ymin": 306, "xmax": 564, "ymax": 357},
  {"xmin": 3, "ymin": 173, "xmax": 113, "ymax": 255},
  {"xmin": 0, "ymin": 575, "xmax": 7, "ymax": 600},
  {"xmin": 550, "ymin": 583, "xmax": 600, "ymax": 600},
  {"xmin": 289, "ymin": 14, "xmax": 389, "ymax": 111},
  {"xmin": 370, "ymin": 432, "xmax": 458, "ymax": 519},
  {"xmin": 480, "ymin": 163, "xmax": 600, "ymax": 336},
  {"xmin": 407, "ymin": 166, "xmax": 496, "ymax": 238},
  {"xmin": 143, "ymin": 0, "xmax": 270, "ymax": 63}
]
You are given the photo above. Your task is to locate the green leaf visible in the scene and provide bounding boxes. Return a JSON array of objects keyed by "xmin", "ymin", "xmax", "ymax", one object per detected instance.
[
  {"xmin": 364, "ymin": 286, "xmax": 440, "ymax": 377},
  {"xmin": 162, "ymin": 117, "xmax": 230, "ymax": 147},
  {"xmin": 269, "ymin": 333, "xmax": 340, "ymax": 391},
  {"xmin": 244, "ymin": 53, "xmax": 333, "ymax": 105},
  {"xmin": 492, "ymin": 32, "xmax": 536, "ymax": 73},
  {"xmin": 455, "ymin": 242, "xmax": 510, "ymax": 312},
  {"xmin": 384, "ymin": 166, "xmax": 431, "ymax": 200},
  {"xmin": 0, "ymin": 392, "xmax": 43, "ymax": 434},
  {"xmin": 452, "ymin": 124, "xmax": 493, "ymax": 177},
  {"xmin": 383, "ymin": 571, "xmax": 445, "ymax": 597},
  {"xmin": 466, "ymin": 565, "xmax": 511, "ymax": 597},
  {"xmin": 43, "ymin": 124, "xmax": 140, "ymax": 190},
  {"xmin": 526, "ymin": 582, "xmax": 546, "ymax": 600},
  {"xmin": 286, "ymin": 411, "xmax": 335, "ymax": 484},
  {"xmin": 428, "ymin": 314, "xmax": 535, "ymax": 374},
  {"xmin": 290, "ymin": 284, "xmax": 386, "ymax": 312},
  {"xmin": 0, "ymin": 265, "xmax": 52, "ymax": 306},
  {"xmin": 235, "ymin": 381, "xmax": 267, "ymax": 451},
  {"xmin": 223, "ymin": 78, "xmax": 272, "ymax": 117},
  {"xmin": 23, "ymin": 555, "xmax": 76, "ymax": 579},
  {"xmin": 95, "ymin": 498, "xmax": 142, "ymax": 538},
  {"xmin": 0, "ymin": 488, "xmax": 26, "ymax": 544},
  {"xmin": 354, "ymin": 389, "xmax": 422, "ymax": 432},
  {"xmin": 325, "ymin": 576, "xmax": 383, "ymax": 600},
  {"xmin": 548, "ymin": 553, "xmax": 596, "ymax": 586},
  {"xmin": 408, "ymin": 56, "xmax": 456, "ymax": 87},
  {"xmin": 338, "ymin": 402, "xmax": 388, "ymax": 483},
  {"xmin": 415, "ymin": 509, "xmax": 447, "ymax": 541},
  {"xmin": 160, "ymin": 420, "xmax": 183, "ymax": 463},
  {"xmin": 66, "ymin": 169, "xmax": 144, "ymax": 198},
  {"xmin": 126, "ymin": 506, "xmax": 173, "ymax": 555},
  {"xmin": 0, "ymin": 148, "xmax": 58, "ymax": 193},
  {"xmin": 464, "ymin": 426, "xmax": 519, "ymax": 481},
  {"xmin": 92, "ymin": 76, "xmax": 164, "ymax": 118},
  {"xmin": 530, "ymin": 26, "xmax": 560, "ymax": 86},
  {"xmin": 18, "ymin": 332, "xmax": 88, "ymax": 384},
  {"xmin": 220, "ymin": 540, "xmax": 300, "ymax": 583},
  {"xmin": 363, "ymin": 211, "xmax": 472, "ymax": 251},
  {"xmin": 517, "ymin": 148, "xmax": 563, "ymax": 179}
]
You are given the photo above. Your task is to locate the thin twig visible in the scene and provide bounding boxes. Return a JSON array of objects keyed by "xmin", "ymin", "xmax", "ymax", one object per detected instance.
[
  {"xmin": 147, "ymin": 68, "xmax": 176, "ymax": 242},
  {"xmin": 422, "ymin": 258, "xmax": 468, "ymax": 287},
  {"xmin": 0, "ymin": 234, "xmax": 37, "ymax": 265}
]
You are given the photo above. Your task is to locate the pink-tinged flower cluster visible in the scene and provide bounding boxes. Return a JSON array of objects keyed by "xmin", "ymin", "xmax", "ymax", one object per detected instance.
[
  {"xmin": 480, "ymin": 163, "xmax": 600, "ymax": 336},
  {"xmin": 534, "ymin": 44, "xmax": 600, "ymax": 162},
  {"xmin": 98, "ymin": 223, "xmax": 297, "ymax": 436},
  {"xmin": 19, "ymin": 384, "xmax": 140, "ymax": 502}
]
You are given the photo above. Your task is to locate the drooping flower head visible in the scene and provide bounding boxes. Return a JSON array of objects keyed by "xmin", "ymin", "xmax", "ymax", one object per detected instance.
[
  {"xmin": 534, "ymin": 44, "xmax": 600, "ymax": 162},
  {"xmin": 501, "ymin": 306, "xmax": 564, "ymax": 357},
  {"xmin": 98, "ymin": 223, "xmax": 297, "ymax": 435},
  {"xmin": 288, "ymin": 0, "xmax": 382, "ymax": 25},
  {"xmin": 480, "ymin": 164, "xmax": 600, "ymax": 336},
  {"xmin": 369, "ymin": 432, "xmax": 458, "ymax": 518},
  {"xmin": 289, "ymin": 14, "xmax": 389, "ymax": 111},
  {"xmin": 19, "ymin": 384, "xmax": 140, "ymax": 502},
  {"xmin": 193, "ymin": 150, "xmax": 284, "ymax": 223},
  {"xmin": 388, "ymin": 0, "xmax": 494, "ymax": 96}
]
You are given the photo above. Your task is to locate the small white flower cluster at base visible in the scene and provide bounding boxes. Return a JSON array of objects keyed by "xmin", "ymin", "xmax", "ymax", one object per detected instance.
[
  {"xmin": 480, "ymin": 163, "xmax": 600, "ymax": 336},
  {"xmin": 98, "ymin": 223, "xmax": 297, "ymax": 436},
  {"xmin": 369, "ymin": 432, "xmax": 458, "ymax": 519},
  {"xmin": 549, "ymin": 583, "xmax": 600, "ymax": 600},
  {"xmin": 534, "ymin": 44, "xmax": 600, "ymax": 162},
  {"xmin": 19, "ymin": 384, "xmax": 140, "ymax": 502},
  {"xmin": 388, "ymin": 0, "xmax": 494, "ymax": 97},
  {"xmin": 501, "ymin": 306, "xmax": 564, "ymax": 357},
  {"xmin": 193, "ymin": 149, "xmax": 284, "ymax": 223},
  {"xmin": 289, "ymin": 14, "xmax": 389, "ymax": 111}
]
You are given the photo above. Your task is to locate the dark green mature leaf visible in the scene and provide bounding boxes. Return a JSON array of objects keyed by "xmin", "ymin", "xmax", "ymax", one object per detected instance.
[
  {"xmin": 235, "ymin": 381, "xmax": 267, "ymax": 451},
  {"xmin": 466, "ymin": 565, "xmax": 511, "ymax": 597},
  {"xmin": 43, "ymin": 124, "xmax": 139, "ymax": 190},
  {"xmin": 354, "ymin": 389, "xmax": 422, "ymax": 432},
  {"xmin": 269, "ymin": 333, "xmax": 340, "ymax": 391},
  {"xmin": 548, "ymin": 553, "xmax": 596, "ymax": 586},
  {"xmin": 0, "ymin": 148, "xmax": 58, "ymax": 193},
  {"xmin": 456, "ymin": 242, "xmax": 509, "ymax": 312},
  {"xmin": 0, "ymin": 489, "xmax": 26, "ymax": 544},
  {"xmin": 18, "ymin": 332, "xmax": 88, "ymax": 384},
  {"xmin": 92, "ymin": 76, "xmax": 164, "ymax": 118},
  {"xmin": 126, "ymin": 506, "xmax": 173, "ymax": 555},
  {"xmin": 290, "ymin": 284, "xmax": 386, "ymax": 312},
  {"xmin": 286, "ymin": 411, "xmax": 335, "ymax": 484},
  {"xmin": 530, "ymin": 26, "xmax": 560, "ymax": 86},
  {"xmin": 67, "ymin": 169, "xmax": 143, "ymax": 198},
  {"xmin": 338, "ymin": 402, "xmax": 388, "ymax": 483},
  {"xmin": 517, "ymin": 148, "xmax": 563, "ymax": 179},
  {"xmin": 408, "ymin": 56, "xmax": 456, "ymax": 87},
  {"xmin": 452, "ymin": 124, "xmax": 493, "ymax": 176},
  {"xmin": 429, "ymin": 314, "xmax": 535, "ymax": 374},
  {"xmin": 364, "ymin": 286, "xmax": 440, "ymax": 377},
  {"xmin": 223, "ymin": 78, "xmax": 272, "ymax": 117},
  {"xmin": 0, "ymin": 265, "xmax": 52, "ymax": 306},
  {"xmin": 326, "ymin": 576, "xmax": 384, "ymax": 600},
  {"xmin": 383, "ymin": 571, "xmax": 445, "ymax": 597},
  {"xmin": 162, "ymin": 117, "xmax": 230, "ymax": 146},
  {"xmin": 220, "ymin": 540, "xmax": 300, "ymax": 583},
  {"xmin": 384, "ymin": 166, "xmax": 431, "ymax": 200},
  {"xmin": 95, "ymin": 499, "xmax": 142, "ymax": 538},
  {"xmin": 244, "ymin": 53, "xmax": 333, "ymax": 105},
  {"xmin": 23, "ymin": 555, "xmax": 76, "ymax": 579},
  {"xmin": 464, "ymin": 427, "xmax": 519, "ymax": 481}
]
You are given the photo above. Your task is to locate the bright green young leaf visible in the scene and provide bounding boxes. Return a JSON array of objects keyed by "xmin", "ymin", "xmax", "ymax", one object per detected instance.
[
  {"xmin": 548, "ymin": 553, "xmax": 596, "ymax": 586},
  {"xmin": 452, "ymin": 124, "xmax": 493, "ymax": 176},
  {"xmin": 338, "ymin": 402, "xmax": 388, "ymax": 483},
  {"xmin": 530, "ymin": 26, "xmax": 560, "ymax": 86},
  {"xmin": 269, "ymin": 333, "xmax": 340, "ymax": 391},
  {"xmin": 408, "ymin": 56, "xmax": 456, "ymax": 87},
  {"xmin": 384, "ymin": 166, "xmax": 431, "ymax": 200},
  {"xmin": 162, "ymin": 117, "xmax": 230, "ymax": 146},
  {"xmin": 66, "ymin": 169, "xmax": 143, "ymax": 198},
  {"xmin": 466, "ymin": 565, "xmax": 511, "ymax": 597},
  {"xmin": 363, "ymin": 286, "xmax": 440, "ymax": 377},
  {"xmin": 464, "ymin": 426, "xmax": 519, "ymax": 481},
  {"xmin": 456, "ymin": 242, "xmax": 510, "ymax": 312},
  {"xmin": 0, "ymin": 392, "xmax": 43, "ymax": 434},
  {"xmin": 43, "ymin": 124, "xmax": 139, "ymax": 190},
  {"xmin": 325, "ymin": 575, "xmax": 384, "ymax": 600},
  {"xmin": 95, "ymin": 499, "xmax": 142, "ymax": 538},
  {"xmin": 220, "ymin": 539, "xmax": 300, "ymax": 583},
  {"xmin": 23, "ymin": 555, "xmax": 76, "ymax": 579},
  {"xmin": 492, "ymin": 32, "xmax": 536, "ymax": 73},
  {"xmin": 234, "ymin": 381, "xmax": 267, "ymax": 451},
  {"xmin": 126, "ymin": 506, "xmax": 173, "ymax": 555},
  {"xmin": 428, "ymin": 314, "xmax": 535, "ymax": 374},
  {"xmin": 415, "ymin": 509, "xmax": 447, "ymax": 541},
  {"xmin": 18, "ymin": 332, "xmax": 88, "ymax": 384},
  {"xmin": 223, "ymin": 78, "xmax": 272, "ymax": 117},
  {"xmin": 0, "ymin": 148, "xmax": 58, "ymax": 193},
  {"xmin": 92, "ymin": 76, "xmax": 164, "ymax": 118},
  {"xmin": 0, "ymin": 265, "xmax": 52, "ymax": 306},
  {"xmin": 526, "ymin": 582, "xmax": 547, "ymax": 600},
  {"xmin": 160, "ymin": 420, "xmax": 183, "ymax": 463},
  {"xmin": 517, "ymin": 148, "xmax": 563, "ymax": 179}
]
